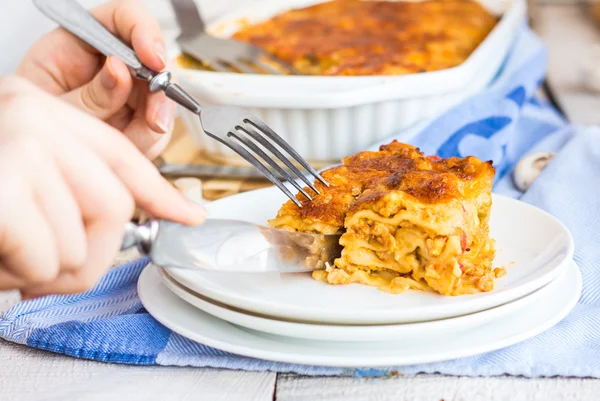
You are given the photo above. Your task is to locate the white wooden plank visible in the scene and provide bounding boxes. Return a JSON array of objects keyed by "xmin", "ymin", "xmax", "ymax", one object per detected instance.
[
  {"xmin": 536, "ymin": 5, "xmax": 600, "ymax": 125},
  {"xmin": 0, "ymin": 291, "xmax": 19, "ymax": 314},
  {"xmin": 0, "ymin": 340, "xmax": 276, "ymax": 401},
  {"xmin": 0, "ymin": 292, "xmax": 276, "ymax": 401},
  {"xmin": 276, "ymin": 374, "xmax": 600, "ymax": 401}
]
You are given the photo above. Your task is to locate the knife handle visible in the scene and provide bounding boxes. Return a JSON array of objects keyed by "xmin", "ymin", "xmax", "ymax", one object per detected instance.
[{"xmin": 120, "ymin": 220, "xmax": 158, "ymax": 254}]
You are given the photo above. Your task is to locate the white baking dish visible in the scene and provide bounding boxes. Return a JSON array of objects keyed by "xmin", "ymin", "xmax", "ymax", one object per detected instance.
[{"xmin": 172, "ymin": 0, "xmax": 526, "ymax": 163}]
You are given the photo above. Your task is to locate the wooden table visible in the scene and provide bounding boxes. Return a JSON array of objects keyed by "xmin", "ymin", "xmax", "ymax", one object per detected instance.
[{"xmin": 2, "ymin": 4, "xmax": 600, "ymax": 400}]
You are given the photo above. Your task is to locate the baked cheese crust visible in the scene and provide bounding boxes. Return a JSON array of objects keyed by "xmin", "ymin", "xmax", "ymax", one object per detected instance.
[{"xmin": 232, "ymin": 0, "xmax": 497, "ymax": 75}]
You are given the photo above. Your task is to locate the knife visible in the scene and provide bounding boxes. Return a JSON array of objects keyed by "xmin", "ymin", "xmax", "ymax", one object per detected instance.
[{"xmin": 121, "ymin": 218, "xmax": 342, "ymax": 273}]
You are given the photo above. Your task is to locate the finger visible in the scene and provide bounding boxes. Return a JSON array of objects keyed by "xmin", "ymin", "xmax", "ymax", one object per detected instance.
[
  {"xmin": 40, "ymin": 93, "xmax": 207, "ymax": 226},
  {"xmin": 94, "ymin": 0, "xmax": 166, "ymax": 71},
  {"xmin": 0, "ymin": 171, "xmax": 59, "ymax": 290},
  {"xmin": 0, "ymin": 269, "xmax": 26, "ymax": 291},
  {"xmin": 123, "ymin": 85, "xmax": 174, "ymax": 155},
  {"xmin": 16, "ymin": 31, "xmax": 103, "ymax": 94},
  {"xmin": 146, "ymin": 91, "xmax": 176, "ymax": 134},
  {"xmin": 0, "ymin": 80, "xmax": 64, "ymax": 289},
  {"xmin": 106, "ymin": 104, "xmax": 134, "ymax": 132},
  {"xmin": 61, "ymin": 57, "xmax": 133, "ymax": 121},
  {"xmin": 145, "ymin": 74, "xmax": 179, "ymax": 134},
  {"xmin": 0, "ymin": 79, "xmax": 86, "ymax": 273},
  {"xmin": 84, "ymin": 125, "xmax": 203, "ymax": 225},
  {"xmin": 125, "ymin": 82, "xmax": 174, "ymax": 135},
  {"xmin": 32, "ymin": 154, "xmax": 87, "ymax": 272},
  {"xmin": 124, "ymin": 113, "xmax": 173, "ymax": 159},
  {"xmin": 21, "ymin": 141, "xmax": 134, "ymax": 297}
]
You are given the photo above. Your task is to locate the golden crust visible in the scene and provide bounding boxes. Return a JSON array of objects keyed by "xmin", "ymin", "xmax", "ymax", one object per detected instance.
[
  {"xmin": 269, "ymin": 140, "xmax": 495, "ymax": 232},
  {"xmin": 232, "ymin": 0, "xmax": 498, "ymax": 76}
]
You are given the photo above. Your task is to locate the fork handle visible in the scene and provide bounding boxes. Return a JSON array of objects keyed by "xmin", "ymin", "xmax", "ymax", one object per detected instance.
[
  {"xmin": 33, "ymin": 0, "xmax": 202, "ymax": 114},
  {"xmin": 149, "ymin": 71, "xmax": 202, "ymax": 114},
  {"xmin": 33, "ymin": 0, "xmax": 155, "ymax": 82}
]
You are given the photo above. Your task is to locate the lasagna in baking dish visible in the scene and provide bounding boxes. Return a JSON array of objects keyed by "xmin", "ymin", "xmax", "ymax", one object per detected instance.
[
  {"xmin": 268, "ymin": 141, "xmax": 504, "ymax": 296},
  {"xmin": 231, "ymin": 0, "xmax": 498, "ymax": 75}
]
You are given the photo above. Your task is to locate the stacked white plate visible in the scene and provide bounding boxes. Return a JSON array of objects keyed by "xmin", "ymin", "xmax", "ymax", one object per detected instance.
[{"xmin": 138, "ymin": 187, "xmax": 581, "ymax": 367}]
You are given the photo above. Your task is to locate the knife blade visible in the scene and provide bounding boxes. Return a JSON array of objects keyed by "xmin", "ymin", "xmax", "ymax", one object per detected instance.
[{"xmin": 121, "ymin": 218, "xmax": 342, "ymax": 273}]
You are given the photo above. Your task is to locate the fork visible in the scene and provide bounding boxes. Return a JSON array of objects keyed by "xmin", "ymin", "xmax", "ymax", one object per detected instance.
[
  {"xmin": 33, "ymin": 0, "xmax": 327, "ymax": 207},
  {"xmin": 169, "ymin": 0, "xmax": 298, "ymax": 75}
]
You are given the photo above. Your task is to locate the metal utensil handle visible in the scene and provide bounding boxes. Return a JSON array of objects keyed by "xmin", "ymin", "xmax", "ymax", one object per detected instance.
[
  {"xmin": 120, "ymin": 221, "xmax": 159, "ymax": 254},
  {"xmin": 33, "ymin": 0, "xmax": 155, "ymax": 81},
  {"xmin": 147, "ymin": 71, "xmax": 202, "ymax": 113}
]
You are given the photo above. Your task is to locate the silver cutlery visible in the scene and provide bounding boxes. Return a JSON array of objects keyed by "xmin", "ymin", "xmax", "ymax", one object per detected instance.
[
  {"xmin": 158, "ymin": 161, "xmax": 272, "ymax": 180},
  {"xmin": 121, "ymin": 218, "xmax": 342, "ymax": 273},
  {"xmin": 33, "ymin": 0, "xmax": 328, "ymax": 207},
  {"xmin": 157, "ymin": 159, "xmax": 313, "ymax": 181},
  {"xmin": 169, "ymin": 0, "xmax": 298, "ymax": 75}
]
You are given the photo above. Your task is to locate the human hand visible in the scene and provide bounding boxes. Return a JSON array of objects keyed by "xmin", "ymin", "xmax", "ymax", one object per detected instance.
[
  {"xmin": 0, "ymin": 76, "xmax": 206, "ymax": 298},
  {"xmin": 17, "ymin": 0, "xmax": 173, "ymax": 159}
]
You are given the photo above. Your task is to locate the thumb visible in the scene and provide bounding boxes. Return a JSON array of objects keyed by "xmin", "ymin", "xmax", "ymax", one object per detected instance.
[{"xmin": 62, "ymin": 57, "xmax": 133, "ymax": 121}]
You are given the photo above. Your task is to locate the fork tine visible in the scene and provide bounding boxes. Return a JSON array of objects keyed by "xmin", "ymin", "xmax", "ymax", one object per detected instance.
[
  {"xmin": 218, "ymin": 135, "xmax": 302, "ymax": 207},
  {"xmin": 228, "ymin": 59, "xmax": 257, "ymax": 74},
  {"xmin": 253, "ymin": 57, "xmax": 285, "ymax": 75},
  {"xmin": 231, "ymin": 129, "xmax": 313, "ymax": 201},
  {"xmin": 245, "ymin": 118, "xmax": 329, "ymax": 187},
  {"xmin": 268, "ymin": 56, "xmax": 302, "ymax": 75},
  {"xmin": 238, "ymin": 124, "xmax": 320, "ymax": 194},
  {"xmin": 255, "ymin": 53, "xmax": 301, "ymax": 75},
  {"xmin": 204, "ymin": 58, "xmax": 231, "ymax": 72}
]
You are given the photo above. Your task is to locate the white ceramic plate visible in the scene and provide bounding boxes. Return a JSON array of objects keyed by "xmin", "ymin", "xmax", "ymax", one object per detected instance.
[
  {"xmin": 158, "ymin": 265, "xmax": 555, "ymax": 342},
  {"xmin": 165, "ymin": 187, "xmax": 574, "ymax": 325},
  {"xmin": 139, "ymin": 261, "xmax": 581, "ymax": 367}
]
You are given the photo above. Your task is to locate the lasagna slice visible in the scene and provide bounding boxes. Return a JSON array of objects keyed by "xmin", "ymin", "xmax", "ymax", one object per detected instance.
[{"xmin": 268, "ymin": 141, "xmax": 502, "ymax": 296}]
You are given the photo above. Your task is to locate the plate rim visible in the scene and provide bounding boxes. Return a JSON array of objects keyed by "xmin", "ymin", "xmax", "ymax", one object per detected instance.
[
  {"xmin": 165, "ymin": 189, "xmax": 575, "ymax": 324},
  {"xmin": 138, "ymin": 261, "xmax": 581, "ymax": 367},
  {"xmin": 156, "ymin": 264, "xmax": 560, "ymax": 341}
]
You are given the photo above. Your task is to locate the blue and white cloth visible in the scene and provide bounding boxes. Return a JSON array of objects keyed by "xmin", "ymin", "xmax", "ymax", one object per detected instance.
[{"xmin": 2, "ymin": 25, "xmax": 599, "ymax": 377}]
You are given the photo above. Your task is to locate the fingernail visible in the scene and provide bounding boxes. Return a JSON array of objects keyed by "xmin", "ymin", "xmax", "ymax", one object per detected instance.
[
  {"xmin": 100, "ymin": 57, "xmax": 118, "ymax": 89},
  {"xmin": 154, "ymin": 101, "xmax": 174, "ymax": 133},
  {"xmin": 186, "ymin": 198, "xmax": 207, "ymax": 225},
  {"xmin": 155, "ymin": 42, "xmax": 167, "ymax": 69}
]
